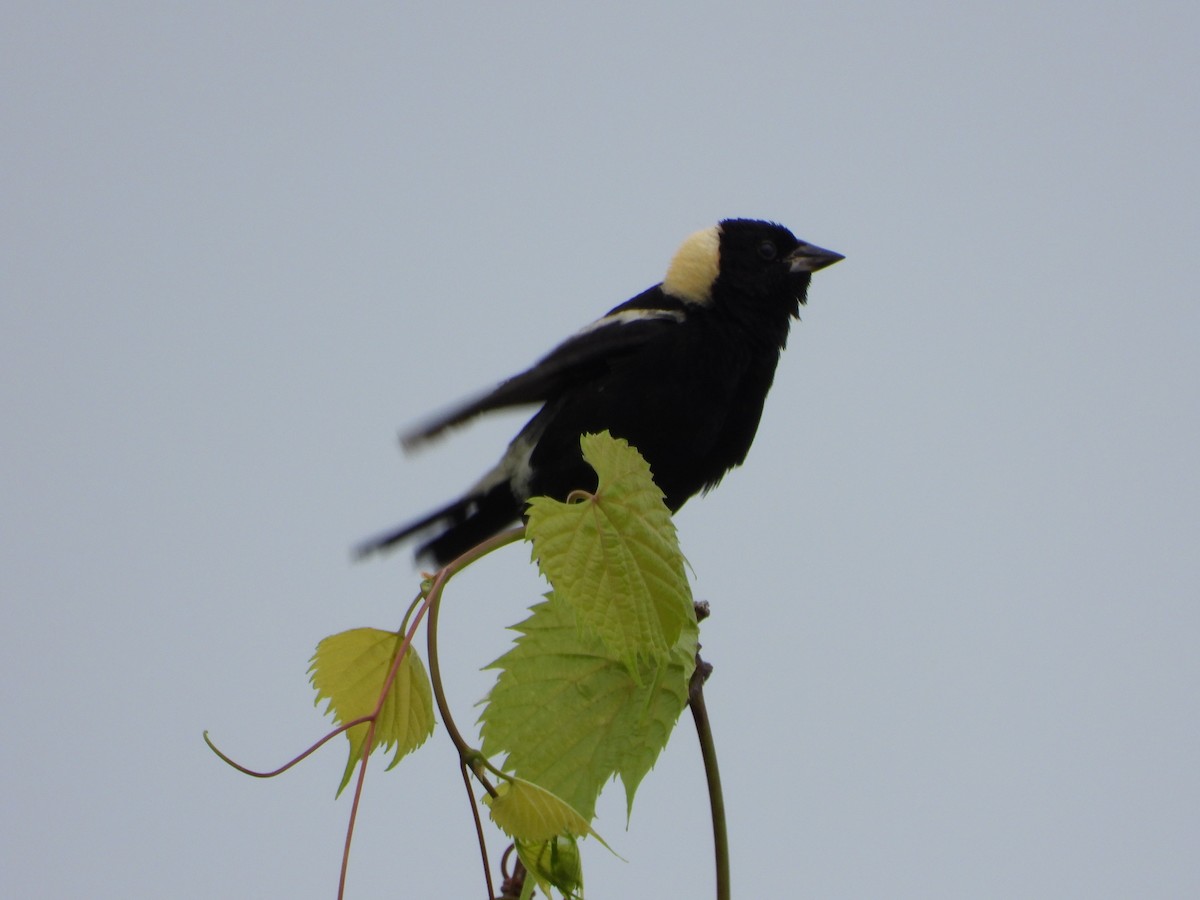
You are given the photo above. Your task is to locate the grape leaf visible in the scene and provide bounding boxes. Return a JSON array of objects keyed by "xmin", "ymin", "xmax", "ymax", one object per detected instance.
[
  {"xmin": 484, "ymin": 776, "xmax": 596, "ymax": 843},
  {"xmin": 480, "ymin": 595, "xmax": 698, "ymax": 820},
  {"xmin": 526, "ymin": 431, "xmax": 693, "ymax": 671},
  {"xmin": 309, "ymin": 627, "xmax": 435, "ymax": 795},
  {"xmin": 514, "ymin": 835, "xmax": 584, "ymax": 900}
]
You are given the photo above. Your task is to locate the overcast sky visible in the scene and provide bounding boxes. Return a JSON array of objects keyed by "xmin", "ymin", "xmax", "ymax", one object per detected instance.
[{"xmin": 3, "ymin": 3, "xmax": 1197, "ymax": 898}]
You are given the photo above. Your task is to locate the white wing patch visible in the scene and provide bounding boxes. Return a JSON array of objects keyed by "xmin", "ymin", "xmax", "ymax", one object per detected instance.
[
  {"xmin": 470, "ymin": 429, "xmax": 539, "ymax": 500},
  {"xmin": 573, "ymin": 308, "xmax": 686, "ymax": 337}
]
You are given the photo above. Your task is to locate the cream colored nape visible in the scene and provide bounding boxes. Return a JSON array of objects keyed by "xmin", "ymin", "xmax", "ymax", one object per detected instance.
[{"xmin": 661, "ymin": 224, "xmax": 721, "ymax": 305}]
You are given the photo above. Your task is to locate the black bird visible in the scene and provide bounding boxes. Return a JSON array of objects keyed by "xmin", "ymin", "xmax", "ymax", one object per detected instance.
[{"xmin": 357, "ymin": 219, "xmax": 843, "ymax": 565}]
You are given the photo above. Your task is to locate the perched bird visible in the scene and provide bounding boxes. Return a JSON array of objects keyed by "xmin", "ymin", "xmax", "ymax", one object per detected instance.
[{"xmin": 357, "ymin": 218, "xmax": 842, "ymax": 565}]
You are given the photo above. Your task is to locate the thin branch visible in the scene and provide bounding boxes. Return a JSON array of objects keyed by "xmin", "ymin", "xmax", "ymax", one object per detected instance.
[
  {"xmin": 339, "ymin": 716, "xmax": 378, "ymax": 900},
  {"xmin": 339, "ymin": 589, "xmax": 433, "ymax": 900},
  {"xmin": 203, "ymin": 593, "xmax": 432, "ymax": 780},
  {"xmin": 689, "ymin": 655, "xmax": 729, "ymax": 900},
  {"xmin": 461, "ymin": 760, "xmax": 496, "ymax": 900},
  {"xmin": 203, "ymin": 717, "xmax": 373, "ymax": 778},
  {"xmin": 207, "ymin": 526, "xmax": 526, "ymax": 897},
  {"xmin": 420, "ymin": 526, "xmax": 524, "ymax": 896},
  {"xmin": 424, "ymin": 526, "xmax": 524, "ymax": 795}
]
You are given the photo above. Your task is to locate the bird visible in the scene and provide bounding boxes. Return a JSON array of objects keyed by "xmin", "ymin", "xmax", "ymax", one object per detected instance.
[{"xmin": 356, "ymin": 218, "xmax": 843, "ymax": 565}]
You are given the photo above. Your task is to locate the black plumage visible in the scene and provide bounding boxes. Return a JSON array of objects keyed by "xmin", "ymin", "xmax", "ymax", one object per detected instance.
[{"xmin": 357, "ymin": 219, "xmax": 842, "ymax": 565}]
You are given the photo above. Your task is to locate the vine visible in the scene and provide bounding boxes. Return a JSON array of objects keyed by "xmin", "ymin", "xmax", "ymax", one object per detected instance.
[{"xmin": 206, "ymin": 433, "xmax": 729, "ymax": 899}]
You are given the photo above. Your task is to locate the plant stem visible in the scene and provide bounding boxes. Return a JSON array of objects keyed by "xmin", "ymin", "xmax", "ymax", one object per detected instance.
[
  {"xmin": 424, "ymin": 526, "xmax": 523, "ymax": 790},
  {"xmin": 461, "ymin": 760, "xmax": 496, "ymax": 900},
  {"xmin": 421, "ymin": 526, "xmax": 525, "ymax": 896},
  {"xmin": 689, "ymin": 658, "xmax": 729, "ymax": 900}
]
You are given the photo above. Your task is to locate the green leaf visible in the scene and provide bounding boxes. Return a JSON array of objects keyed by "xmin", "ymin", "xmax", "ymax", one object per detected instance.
[
  {"xmin": 309, "ymin": 627, "xmax": 436, "ymax": 796},
  {"xmin": 484, "ymin": 433, "xmax": 699, "ymax": 826},
  {"xmin": 526, "ymin": 431, "xmax": 693, "ymax": 671},
  {"xmin": 480, "ymin": 595, "xmax": 698, "ymax": 820},
  {"xmin": 515, "ymin": 835, "xmax": 584, "ymax": 900},
  {"xmin": 484, "ymin": 776, "xmax": 597, "ymax": 844}
]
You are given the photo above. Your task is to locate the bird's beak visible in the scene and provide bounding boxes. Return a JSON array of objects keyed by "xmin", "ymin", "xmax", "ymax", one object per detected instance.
[{"xmin": 786, "ymin": 241, "xmax": 845, "ymax": 273}]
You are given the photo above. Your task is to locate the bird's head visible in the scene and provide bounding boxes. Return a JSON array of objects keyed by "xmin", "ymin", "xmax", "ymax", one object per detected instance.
[{"xmin": 662, "ymin": 219, "xmax": 843, "ymax": 316}]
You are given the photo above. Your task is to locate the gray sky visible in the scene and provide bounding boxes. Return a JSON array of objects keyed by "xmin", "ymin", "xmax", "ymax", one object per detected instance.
[{"xmin": 3, "ymin": 3, "xmax": 1197, "ymax": 898}]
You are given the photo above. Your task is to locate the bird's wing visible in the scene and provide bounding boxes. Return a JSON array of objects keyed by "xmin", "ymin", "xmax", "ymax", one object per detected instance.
[{"xmin": 400, "ymin": 289, "xmax": 687, "ymax": 448}]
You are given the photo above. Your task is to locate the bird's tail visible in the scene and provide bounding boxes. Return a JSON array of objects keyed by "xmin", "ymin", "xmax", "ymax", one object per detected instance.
[
  {"xmin": 353, "ymin": 497, "xmax": 471, "ymax": 559},
  {"xmin": 354, "ymin": 485, "xmax": 523, "ymax": 567}
]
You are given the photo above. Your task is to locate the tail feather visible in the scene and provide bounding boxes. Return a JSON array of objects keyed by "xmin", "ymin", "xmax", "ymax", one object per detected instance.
[
  {"xmin": 355, "ymin": 485, "xmax": 523, "ymax": 566},
  {"xmin": 415, "ymin": 493, "xmax": 525, "ymax": 565},
  {"xmin": 353, "ymin": 496, "xmax": 474, "ymax": 560}
]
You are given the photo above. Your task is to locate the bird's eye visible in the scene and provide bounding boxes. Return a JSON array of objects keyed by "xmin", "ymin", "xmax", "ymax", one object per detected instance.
[{"xmin": 757, "ymin": 240, "xmax": 778, "ymax": 261}]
